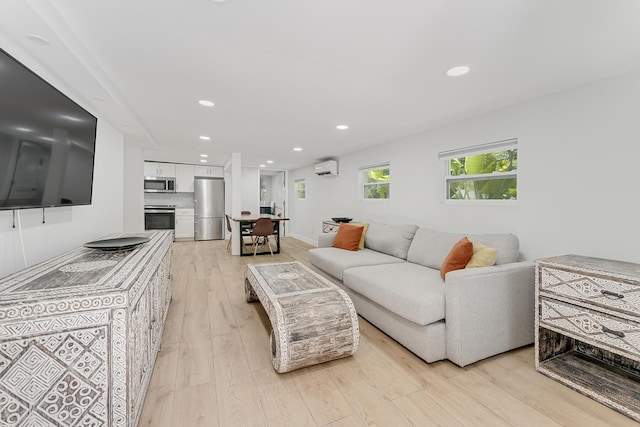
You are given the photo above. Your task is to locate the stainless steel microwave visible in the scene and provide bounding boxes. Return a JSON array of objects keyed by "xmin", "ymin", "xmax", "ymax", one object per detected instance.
[{"xmin": 144, "ymin": 177, "xmax": 176, "ymax": 193}]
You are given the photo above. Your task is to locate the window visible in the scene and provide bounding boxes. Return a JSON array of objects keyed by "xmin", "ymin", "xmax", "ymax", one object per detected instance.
[
  {"xmin": 295, "ymin": 179, "xmax": 305, "ymax": 199},
  {"xmin": 359, "ymin": 163, "xmax": 390, "ymax": 199},
  {"xmin": 440, "ymin": 139, "xmax": 517, "ymax": 201}
]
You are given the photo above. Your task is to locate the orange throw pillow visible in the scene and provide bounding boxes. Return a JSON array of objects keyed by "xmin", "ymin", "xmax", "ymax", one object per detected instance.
[
  {"xmin": 440, "ymin": 237, "xmax": 473, "ymax": 279},
  {"xmin": 333, "ymin": 223, "xmax": 365, "ymax": 251}
]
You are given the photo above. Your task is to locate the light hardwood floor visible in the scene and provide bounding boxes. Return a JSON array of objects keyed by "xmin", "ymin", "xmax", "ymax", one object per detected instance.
[{"xmin": 138, "ymin": 237, "xmax": 637, "ymax": 426}]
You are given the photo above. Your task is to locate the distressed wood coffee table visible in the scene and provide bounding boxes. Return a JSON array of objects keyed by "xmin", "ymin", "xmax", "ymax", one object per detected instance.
[{"xmin": 245, "ymin": 261, "xmax": 359, "ymax": 373}]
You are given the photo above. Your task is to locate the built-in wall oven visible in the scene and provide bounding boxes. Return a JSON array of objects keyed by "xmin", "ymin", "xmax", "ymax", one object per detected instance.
[{"xmin": 144, "ymin": 205, "xmax": 176, "ymax": 230}]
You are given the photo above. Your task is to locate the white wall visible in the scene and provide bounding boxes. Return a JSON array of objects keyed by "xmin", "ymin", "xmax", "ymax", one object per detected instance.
[
  {"xmin": 288, "ymin": 68, "xmax": 640, "ymax": 263},
  {"xmin": 242, "ymin": 167, "xmax": 260, "ymax": 215},
  {"xmin": 123, "ymin": 144, "xmax": 144, "ymax": 232},
  {"xmin": 227, "ymin": 153, "xmax": 243, "ymax": 255},
  {"xmin": 0, "ymin": 119, "xmax": 125, "ymax": 278}
]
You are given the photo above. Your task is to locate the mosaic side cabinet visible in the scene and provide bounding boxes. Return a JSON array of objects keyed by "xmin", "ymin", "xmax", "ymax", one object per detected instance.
[
  {"xmin": 535, "ymin": 254, "xmax": 640, "ymax": 422},
  {"xmin": 0, "ymin": 230, "xmax": 173, "ymax": 427}
]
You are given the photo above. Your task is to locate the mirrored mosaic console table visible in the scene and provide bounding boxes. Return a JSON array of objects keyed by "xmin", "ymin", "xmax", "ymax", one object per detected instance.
[
  {"xmin": 322, "ymin": 220, "xmax": 340, "ymax": 233},
  {"xmin": 535, "ymin": 254, "xmax": 640, "ymax": 422},
  {"xmin": 0, "ymin": 230, "xmax": 173, "ymax": 427},
  {"xmin": 322, "ymin": 220, "xmax": 361, "ymax": 233}
]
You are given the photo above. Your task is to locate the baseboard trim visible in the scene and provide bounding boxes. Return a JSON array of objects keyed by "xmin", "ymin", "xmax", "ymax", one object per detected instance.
[{"xmin": 288, "ymin": 233, "xmax": 317, "ymax": 247}]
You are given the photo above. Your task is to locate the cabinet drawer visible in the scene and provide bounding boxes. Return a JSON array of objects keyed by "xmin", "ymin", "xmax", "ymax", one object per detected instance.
[
  {"xmin": 540, "ymin": 297, "xmax": 640, "ymax": 359},
  {"xmin": 322, "ymin": 221, "xmax": 340, "ymax": 233},
  {"xmin": 540, "ymin": 266, "xmax": 640, "ymax": 317}
]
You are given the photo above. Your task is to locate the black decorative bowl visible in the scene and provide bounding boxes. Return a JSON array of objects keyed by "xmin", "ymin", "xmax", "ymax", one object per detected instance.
[
  {"xmin": 85, "ymin": 236, "xmax": 150, "ymax": 251},
  {"xmin": 331, "ymin": 217, "xmax": 353, "ymax": 223}
]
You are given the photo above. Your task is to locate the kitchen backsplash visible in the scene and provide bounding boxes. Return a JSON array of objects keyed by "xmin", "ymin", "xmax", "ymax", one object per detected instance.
[{"xmin": 144, "ymin": 193, "xmax": 195, "ymax": 209}]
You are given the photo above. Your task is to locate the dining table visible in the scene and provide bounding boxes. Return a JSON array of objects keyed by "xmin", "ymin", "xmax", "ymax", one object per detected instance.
[{"xmin": 232, "ymin": 214, "xmax": 289, "ymax": 256}]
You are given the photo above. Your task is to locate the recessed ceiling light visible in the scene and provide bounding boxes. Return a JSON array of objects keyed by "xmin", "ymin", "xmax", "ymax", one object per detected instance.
[
  {"xmin": 209, "ymin": 0, "xmax": 230, "ymax": 3},
  {"xmin": 336, "ymin": 124, "xmax": 349, "ymax": 130},
  {"xmin": 200, "ymin": 159, "xmax": 208, "ymax": 163},
  {"xmin": 200, "ymin": 154, "xmax": 208, "ymax": 158},
  {"xmin": 198, "ymin": 100, "xmax": 215, "ymax": 107},
  {"xmin": 293, "ymin": 147, "xmax": 302, "ymax": 151},
  {"xmin": 446, "ymin": 65, "xmax": 471, "ymax": 77},
  {"xmin": 200, "ymin": 136, "xmax": 211, "ymax": 140},
  {"xmin": 259, "ymin": 164, "xmax": 266, "ymax": 168},
  {"xmin": 25, "ymin": 34, "xmax": 51, "ymax": 46},
  {"xmin": 266, "ymin": 160, "xmax": 274, "ymax": 164}
]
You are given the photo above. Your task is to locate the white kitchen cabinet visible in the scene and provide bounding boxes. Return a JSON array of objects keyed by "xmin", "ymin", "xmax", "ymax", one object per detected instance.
[
  {"xmin": 194, "ymin": 165, "xmax": 223, "ymax": 178},
  {"xmin": 175, "ymin": 164, "xmax": 195, "ymax": 192},
  {"xmin": 144, "ymin": 161, "xmax": 176, "ymax": 177},
  {"xmin": 175, "ymin": 208, "xmax": 195, "ymax": 240}
]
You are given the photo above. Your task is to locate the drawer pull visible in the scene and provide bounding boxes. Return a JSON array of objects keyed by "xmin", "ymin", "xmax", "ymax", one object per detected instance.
[
  {"xmin": 601, "ymin": 290, "xmax": 624, "ymax": 299},
  {"xmin": 601, "ymin": 325, "xmax": 625, "ymax": 338}
]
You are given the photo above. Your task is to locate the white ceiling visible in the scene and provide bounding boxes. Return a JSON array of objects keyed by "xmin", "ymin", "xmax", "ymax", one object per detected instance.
[{"xmin": 2, "ymin": 0, "xmax": 640, "ymax": 171}]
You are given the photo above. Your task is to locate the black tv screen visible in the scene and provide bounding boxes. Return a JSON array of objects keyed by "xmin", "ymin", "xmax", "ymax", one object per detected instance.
[{"xmin": 0, "ymin": 47, "xmax": 97, "ymax": 210}]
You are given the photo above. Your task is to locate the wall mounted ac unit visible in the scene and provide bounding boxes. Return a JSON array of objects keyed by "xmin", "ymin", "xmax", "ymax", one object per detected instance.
[{"xmin": 314, "ymin": 160, "xmax": 338, "ymax": 176}]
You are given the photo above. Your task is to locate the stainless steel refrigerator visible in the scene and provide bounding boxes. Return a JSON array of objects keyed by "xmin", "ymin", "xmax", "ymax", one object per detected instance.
[{"xmin": 194, "ymin": 178, "xmax": 225, "ymax": 240}]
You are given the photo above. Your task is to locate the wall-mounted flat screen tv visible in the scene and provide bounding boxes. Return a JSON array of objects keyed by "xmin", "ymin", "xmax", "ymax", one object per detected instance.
[{"xmin": 0, "ymin": 47, "xmax": 97, "ymax": 210}]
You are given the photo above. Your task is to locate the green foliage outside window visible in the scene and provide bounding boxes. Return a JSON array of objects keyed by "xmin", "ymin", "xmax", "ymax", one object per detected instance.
[
  {"xmin": 363, "ymin": 168, "xmax": 389, "ymax": 199},
  {"xmin": 448, "ymin": 149, "xmax": 517, "ymax": 200},
  {"xmin": 295, "ymin": 179, "xmax": 305, "ymax": 199}
]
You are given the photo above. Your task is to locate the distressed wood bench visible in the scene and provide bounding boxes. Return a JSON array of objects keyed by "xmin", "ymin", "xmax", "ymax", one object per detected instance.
[{"xmin": 245, "ymin": 261, "xmax": 359, "ymax": 373}]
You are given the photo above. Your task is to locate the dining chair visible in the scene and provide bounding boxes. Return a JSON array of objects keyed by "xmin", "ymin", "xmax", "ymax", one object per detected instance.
[
  {"xmin": 274, "ymin": 212, "xmax": 284, "ymax": 236},
  {"xmin": 225, "ymin": 214, "xmax": 233, "ymax": 252},
  {"xmin": 272, "ymin": 213, "xmax": 282, "ymax": 234},
  {"xmin": 240, "ymin": 211, "xmax": 253, "ymax": 234},
  {"xmin": 251, "ymin": 217, "xmax": 274, "ymax": 256}
]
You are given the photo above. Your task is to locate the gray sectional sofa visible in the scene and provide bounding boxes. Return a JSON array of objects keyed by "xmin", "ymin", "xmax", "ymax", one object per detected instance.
[{"xmin": 309, "ymin": 222, "xmax": 535, "ymax": 367}]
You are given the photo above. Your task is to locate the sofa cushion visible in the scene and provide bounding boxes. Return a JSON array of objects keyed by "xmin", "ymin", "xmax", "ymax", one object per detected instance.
[
  {"xmin": 333, "ymin": 223, "xmax": 365, "ymax": 251},
  {"xmin": 439, "ymin": 237, "xmax": 473, "ymax": 279},
  {"xmin": 309, "ymin": 247, "xmax": 404, "ymax": 281},
  {"xmin": 407, "ymin": 228, "xmax": 519, "ymax": 269},
  {"xmin": 466, "ymin": 241, "xmax": 498, "ymax": 268},
  {"xmin": 351, "ymin": 222, "xmax": 369, "ymax": 250},
  {"xmin": 343, "ymin": 263, "xmax": 445, "ymax": 326},
  {"xmin": 364, "ymin": 222, "xmax": 419, "ymax": 260}
]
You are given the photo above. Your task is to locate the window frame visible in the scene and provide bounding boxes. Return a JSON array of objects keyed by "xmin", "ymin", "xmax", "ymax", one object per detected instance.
[
  {"xmin": 439, "ymin": 139, "xmax": 518, "ymax": 203},
  {"xmin": 358, "ymin": 163, "xmax": 390, "ymax": 200},
  {"xmin": 294, "ymin": 178, "xmax": 305, "ymax": 200}
]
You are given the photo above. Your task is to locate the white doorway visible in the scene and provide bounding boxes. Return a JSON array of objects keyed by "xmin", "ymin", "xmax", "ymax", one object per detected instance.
[{"xmin": 260, "ymin": 170, "xmax": 287, "ymax": 236}]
